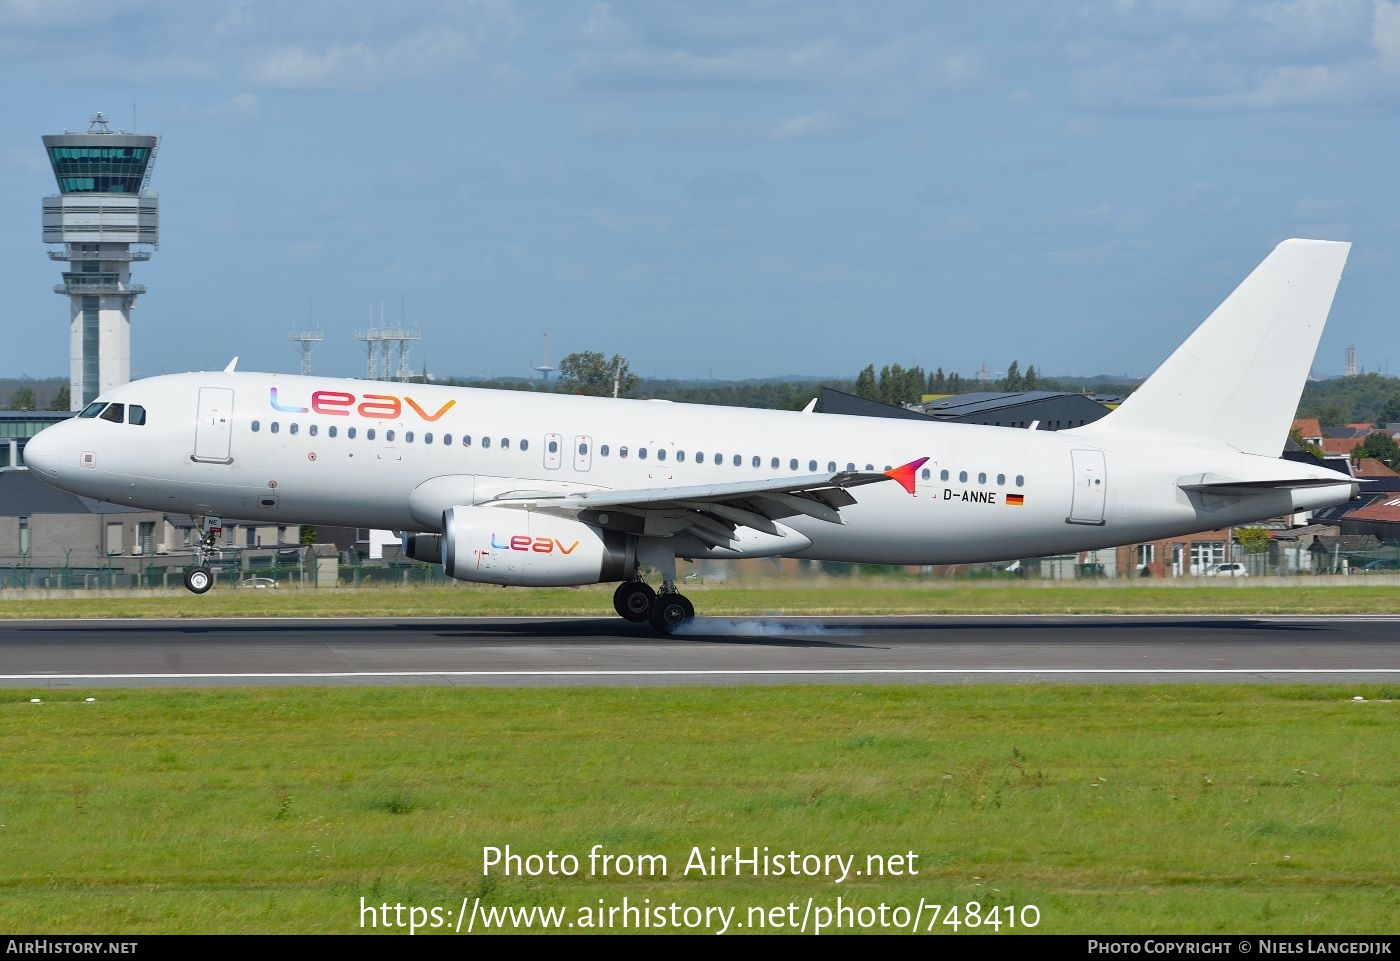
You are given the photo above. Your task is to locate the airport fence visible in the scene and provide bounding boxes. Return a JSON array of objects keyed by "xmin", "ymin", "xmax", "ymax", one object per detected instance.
[{"xmin": 3, "ymin": 545, "xmax": 1400, "ymax": 591}]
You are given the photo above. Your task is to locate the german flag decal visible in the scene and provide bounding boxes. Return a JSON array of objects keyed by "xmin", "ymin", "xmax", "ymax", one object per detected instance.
[{"xmin": 1006, "ymin": 494, "xmax": 1025, "ymax": 506}]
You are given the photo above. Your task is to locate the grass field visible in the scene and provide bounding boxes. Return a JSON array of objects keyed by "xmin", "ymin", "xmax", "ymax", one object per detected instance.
[
  {"xmin": 4, "ymin": 577, "xmax": 1400, "ymax": 618},
  {"xmin": 4, "ymin": 581, "xmax": 1397, "ymax": 935},
  {"xmin": 2, "ymin": 684, "xmax": 1397, "ymax": 934}
]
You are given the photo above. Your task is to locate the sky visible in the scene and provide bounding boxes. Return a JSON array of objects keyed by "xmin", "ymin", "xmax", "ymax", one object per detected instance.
[{"xmin": 1, "ymin": 0, "xmax": 1397, "ymax": 385}]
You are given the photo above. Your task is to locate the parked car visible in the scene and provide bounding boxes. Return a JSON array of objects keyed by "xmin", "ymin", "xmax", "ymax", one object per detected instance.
[
  {"xmin": 1360, "ymin": 558, "xmax": 1400, "ymax": 573},
  {"xmin": 236, "ymin": 577, "xmax": 279, "ymax": 589},
  {"xmin": 1203, "ymin": 563, "xmax": 1249, "ymax": 577}
]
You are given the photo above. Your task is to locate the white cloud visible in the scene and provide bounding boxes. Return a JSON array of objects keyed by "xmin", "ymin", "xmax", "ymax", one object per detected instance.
[
  {"xmin": 249, "ymin": 29, "xmax": 480, "ymax": 90},
  {"xmin": 208, "ymin": 93, "xmax": 260, "ymax": 119},
  {"xmin": 772, "ymin": 111, "xmax": 837, "ymax": 140},
  {"xmin": 1373, "ymin": 0, "xmax": 1400, "ymax": 61}
]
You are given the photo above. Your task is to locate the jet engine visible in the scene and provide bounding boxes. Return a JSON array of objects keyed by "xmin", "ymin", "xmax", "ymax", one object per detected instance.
[
  {"xmin": 442, "ymin": 505, "xmax": 634, "ymax": 586},
  {"xmin": 401, "ymin": 533, "xmax": 443, "ymax": 564}
]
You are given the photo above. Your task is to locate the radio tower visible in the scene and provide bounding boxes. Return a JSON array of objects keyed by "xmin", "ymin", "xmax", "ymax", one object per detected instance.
[{"xmin": 534, "ymin": 329, "xmax": 557, "ymax": 387}]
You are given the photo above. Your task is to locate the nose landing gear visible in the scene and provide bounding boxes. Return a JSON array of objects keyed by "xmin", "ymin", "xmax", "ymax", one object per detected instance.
[{"xmin": 183, "ymin": 515, "xmax": 224, "ymax": 595}]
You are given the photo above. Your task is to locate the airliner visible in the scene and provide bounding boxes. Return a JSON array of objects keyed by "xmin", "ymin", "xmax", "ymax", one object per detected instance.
[{"xmin": 23, "ymin": 239, "xmax": 1357, "ymax": 632}]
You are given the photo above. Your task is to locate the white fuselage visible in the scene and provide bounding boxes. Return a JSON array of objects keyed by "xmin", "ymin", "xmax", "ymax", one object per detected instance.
[{"xmin": 22, "ymin": 370, "xmax": 1356, "ymax": 566}]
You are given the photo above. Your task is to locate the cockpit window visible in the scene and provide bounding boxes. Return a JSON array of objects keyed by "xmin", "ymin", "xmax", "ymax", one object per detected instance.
[
  {"xmin": 79, "ymin": 402, "xmax": 105, "ymax": 418},
  {"xmin": 99, "ymin": 403, "xmax": 125, "ymax": 424},
  {"xmin": 128, "ymin": 405, "xmax": 146, "ymax": 426}
]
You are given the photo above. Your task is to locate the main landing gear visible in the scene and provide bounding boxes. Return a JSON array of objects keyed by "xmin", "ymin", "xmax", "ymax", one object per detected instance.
[
  {"xmin": 612, "ymin": 579, "xmax": 696, "ymax": 634},
  {"xmin": 183, "ymin": 516, "xmax": 224, "ymax": 595}
]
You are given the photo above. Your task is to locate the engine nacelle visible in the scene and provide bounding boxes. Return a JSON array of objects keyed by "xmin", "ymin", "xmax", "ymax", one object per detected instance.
[
  {"xmin": 401, "ymin": 533, "xmax": 443, "ymax": 564},
  {"xmin": 442, "ymin": 506, "xmax": 633, "ymax": 586}
]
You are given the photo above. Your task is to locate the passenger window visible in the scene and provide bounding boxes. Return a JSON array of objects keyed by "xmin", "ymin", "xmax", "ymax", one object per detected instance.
[
  {"xmin": 865, "ymin": 464, "xmax": 874, "ymax": 471},
  {"xmin": 548, "ymin": 439, "xmax": 558, "ymax": 453},
  {"xmin": 695, "ymin": 452, "xmax": 704, "ymax": 463},
  {"xmin": 100, "ymin": 403, "xmax": 125, "ymax": 424},
  {"xmin": 271, "ymin": 422, "xmax": 280, "ymax": 434},
  {"xmin": 940, "ymin": 469, "xmax": 950, "ymax": 481},
  {"xmin": 309, "ymin": 424, "xmax": 318, "ymax": 437},
  {"xmin": 348, "ymin": 427, "xmax": 357, "ymax": 439},
  {"xmin": 579, "ymin": 442, "xmax": 588, "ymax": 455},
  {"xmin": 619, "ymin": 446, "xmax": 628, "ymax": 458},
  {"xmin": 978, "ymin": 472, "xmax": 986, "ymax": 484},
  {"xmin": 809, "ymin": 460, "xmax": 817, "ymax": 471},
  {"xmin": 600, "ymin": 444, "xmax": 609, "ymax": 456},
  {"xmin": 752, "ymin": 456, "xmax": 761, "ymax": 468},
  {"xmin": 789, "ymin": 458, "xmax": 798, "ymax": 470},
  {"xmin": 921, "ymin": 468, "xmax": 931, "ymax": 480},
  {"xmin": 329, "ymin": 426, "xmax": 338, "ymax": 438},
  {"xmin": 385, "ymin": 430, "xmax": 395, "ymax": 442},
  {"xmin": 520, "ymin": 439, "xmax": 528, "ymax": 451},
  {"xmin": 996, "ymin": 473, "xmax": 1005, "ymax": 485},
  {"xmin": 79, "ymin": 402, "xmax": 105, "ymax": 418},
  {"xmin": 290, "ymin": 423, "xmax": 300, "ymax": 436},
  {"xmin": 676, "ymin": 450, "xmax": 685, "ymax": 463},
  {"xmin": 482, "ymin": 436, "xmax": 491, "ymax": 448},
  {"xmin": 958, "ymin": 471, "xmax": 967, "ymax": 482},
  {"xmin": 639, "ymin": 447, "xmax": 647, "ymax": 460},
  {"xmin": 771, "ymin": 457, "xmax": 780, "ymax": 469},
  {"xmin": 463, "ymin": 435, "xmax": 471, "ymax": 447},
  {"xmin": 846, "ymin": 463, "xmax": 855, "ymax": 471},
  {"xmin": 827, "ymin": 461, "xmax": 836, "ymax": 472},
  {"xmin": 128, "ymin": 405, "xmax": 146, "ymax": 426},
  {"xmin": 657, "ymin": 449, "xmax": 666, "ymax": 462},
  {"xmin": 713, "ymin": 453, "xmax": 722, "ymax": 465},
  {"xmin": 424, "ymin": 432, "xmax": 433, "ymax": 445},
  {"xmin": 405, "ymin": 431, "xmax": 414, "ymax": 443},
  {"xmin": 1015, "ymin": 475, "xmax": 1025, "ymax": 487},
  {"xmin": 251, "ymin": 420, "xmax": 261, "ymax": 433},
  {"xmin": 441, "ymin": 433, "xmax": 450, "ymax": 445},
  {"xmin": 366, "ymin": 428, "xmax": 375, "ymax": 441},
  {"xmin": 732, "ymin": 454, "xmax": 741, "ymax": 467},
  {"xmin": 501, "ymin": 437, "xmax": 510, "ymax": 449}
]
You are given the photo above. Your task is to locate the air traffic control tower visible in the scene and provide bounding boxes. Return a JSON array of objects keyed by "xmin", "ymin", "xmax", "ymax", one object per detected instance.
[{"xmin": 42, "ymin": 113, "xmax": 159, "ymax": 410}]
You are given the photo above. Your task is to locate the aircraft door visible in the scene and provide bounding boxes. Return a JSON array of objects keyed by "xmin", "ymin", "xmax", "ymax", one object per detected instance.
[
  {"xmin": 544, "ymin": 433, "xmax": 563, "ymax": 470},
  {"xmin": 193, "ymin": 387, "xmax": 235, "ymax": 464},
  {"xmin": 1067, "ymin": 449, "xmax": 1107, "ymax": 525},
  {"xmin": 573, "ymin": 435, "xmax": 593, "ymax": 472}
]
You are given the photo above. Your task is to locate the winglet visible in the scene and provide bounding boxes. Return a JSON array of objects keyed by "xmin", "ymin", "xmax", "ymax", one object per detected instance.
[
  {"xmin": 885, "ymin": 457, "xmax": 929, "ymax": 495},
  {"xmin": 224, "ymin": 356, "xmax": 239, "ymax": 373}
]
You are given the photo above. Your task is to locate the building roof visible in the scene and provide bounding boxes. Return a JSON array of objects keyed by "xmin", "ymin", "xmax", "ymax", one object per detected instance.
[
  {"xmin": 1352, "ymin": 458, "xmax": 1399, "ymax": 477},
  {"xmin": 0, "ymin": 468, "xmax": 141, "ymax": 516},
  {"xmin": 1323, "ymin": 437, "xmax": 1366, "ymax": 456},
  {"xmin": 1292, "ymin": 417, "xmax": 1322, "ymax": 439},
  {"xmin": 1343, "ymin": 496, "xmax": 1400, "ymax": 524},
  {"xmin": 918, "ymin": 390, "xmax": 1107, "ymax": 415},
  {"xmin": 814, "ymin": 388, "xmax": 935, "ymax": 421}
]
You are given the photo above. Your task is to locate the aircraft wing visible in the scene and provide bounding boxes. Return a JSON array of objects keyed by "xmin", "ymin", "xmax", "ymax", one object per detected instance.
[{"xmin": 482, "ymin": 457, "xmax": 928, "ymax": 551}]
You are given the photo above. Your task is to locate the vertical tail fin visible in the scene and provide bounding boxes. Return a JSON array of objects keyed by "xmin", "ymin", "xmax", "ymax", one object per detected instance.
[{"xmin": 1087, "ymin": 239, "xmax": 1350, "ymax": 456}]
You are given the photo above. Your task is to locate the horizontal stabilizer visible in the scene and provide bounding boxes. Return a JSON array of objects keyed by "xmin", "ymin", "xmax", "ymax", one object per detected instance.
[{"xmin": 1178, "ymin": 474, "xmax": 1356, "ymax": 495}]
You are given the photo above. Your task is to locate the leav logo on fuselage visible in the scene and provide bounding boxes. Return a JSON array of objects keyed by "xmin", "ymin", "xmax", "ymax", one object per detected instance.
[
  {"xmin": 491, "ymin": 534, "xmax": 581, "ymax": 554},
  {"xmin": 269, "ymin": 387, "xmax": 455, "ymax": 422}
]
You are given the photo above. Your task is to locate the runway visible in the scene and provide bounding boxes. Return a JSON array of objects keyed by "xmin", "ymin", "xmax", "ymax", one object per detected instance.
[{"xmin": 1, "ymin": 613, "xmax": 1398, "ymax": 687}]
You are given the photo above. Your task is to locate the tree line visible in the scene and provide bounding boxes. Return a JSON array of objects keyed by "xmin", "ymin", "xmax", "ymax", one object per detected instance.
[{"xmin": 2, "ymin": 378, "xmax": 68, "ymax": 411}]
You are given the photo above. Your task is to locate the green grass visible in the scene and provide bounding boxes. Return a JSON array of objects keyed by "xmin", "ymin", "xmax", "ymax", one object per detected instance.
[
  {"xmin": 1, "ymin": 685, "xmax": 1397, "ymax": 933},
  {"xmin": 5, "ymin": 578, "xmax": 1400, "ymax": 618}
]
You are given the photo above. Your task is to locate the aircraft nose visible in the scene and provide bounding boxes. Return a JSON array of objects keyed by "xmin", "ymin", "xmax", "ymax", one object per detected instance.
[{"xmin": 22, "ymin": 426, "xmax": 62, "ymax": 479}]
